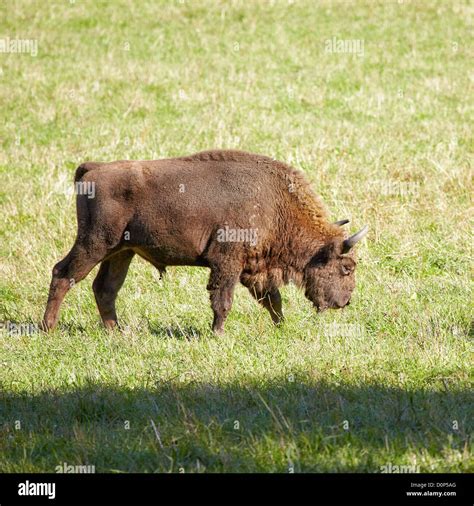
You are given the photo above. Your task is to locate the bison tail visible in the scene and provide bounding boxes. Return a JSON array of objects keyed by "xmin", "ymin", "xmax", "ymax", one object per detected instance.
[{"xmin": 74, "ymin": 163, "xmax": 99, "ymax": 183}]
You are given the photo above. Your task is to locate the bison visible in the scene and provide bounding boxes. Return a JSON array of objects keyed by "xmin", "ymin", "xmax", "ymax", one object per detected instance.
[{"xmin": 42, "ymin": 150, "xmax": 368, "ymax": 334}]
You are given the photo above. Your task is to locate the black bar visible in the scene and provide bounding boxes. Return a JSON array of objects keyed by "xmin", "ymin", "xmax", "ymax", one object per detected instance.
[{"xmin": 0, "ymin": 473, "xmax": 471, "ymax": 506}]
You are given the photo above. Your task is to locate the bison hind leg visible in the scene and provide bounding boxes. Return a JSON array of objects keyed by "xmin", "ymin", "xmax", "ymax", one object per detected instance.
[
  {"xmin": 207, "ymin": 264, "xmax": 241, "ymax": 335},
  {"xmin": 92, "ymin": 250, "xmax": 135, "ymax": 329},
  {"xmin": 157, "ymin": 265, "xmax": 167, "ymax": 280}
]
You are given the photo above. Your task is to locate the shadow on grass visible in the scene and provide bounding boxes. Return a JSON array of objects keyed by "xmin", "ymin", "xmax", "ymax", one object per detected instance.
[
  {"xmin": 1, "ymin": 380, "xmax": 472, "ymax": 472},
  {"xmin": 147, "ymin": 322, "xmax": 203, "ymax": 340}
]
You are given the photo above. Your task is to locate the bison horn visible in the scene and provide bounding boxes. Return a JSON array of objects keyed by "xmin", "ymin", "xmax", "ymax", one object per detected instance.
[
  {"xmin": 333, "ymin": 219, "xmax": 349, "ymax": 226},
  {"xmin": 342, "ymin": 225, "xmax": 369, "ymax": 253}
]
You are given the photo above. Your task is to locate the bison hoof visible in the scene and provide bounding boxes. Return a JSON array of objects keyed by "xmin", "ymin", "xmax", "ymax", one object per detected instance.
[
  {"xmin": 102, "ymin": 319, "xmax": 119, "ymax": 330},
  {"xmin": 39, "ymin": 320, "xmax": 54, "ymax": 332}
]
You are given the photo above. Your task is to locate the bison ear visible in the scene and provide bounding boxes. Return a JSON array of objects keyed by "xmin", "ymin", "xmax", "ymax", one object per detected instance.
[{"xmin": 308, "ymin": 242, "xmax": 336, "ymax": 267}]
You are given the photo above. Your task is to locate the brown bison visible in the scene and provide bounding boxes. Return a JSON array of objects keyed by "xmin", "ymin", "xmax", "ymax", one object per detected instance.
[{"xmin": 42, "ymin": 150, "xmax": 368, "ymax": 334}]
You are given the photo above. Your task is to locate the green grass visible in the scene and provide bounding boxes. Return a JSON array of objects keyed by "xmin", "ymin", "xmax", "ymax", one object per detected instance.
[{"xmin": 0, "ymin": 0, "xmax": 472, "ymax": 473}]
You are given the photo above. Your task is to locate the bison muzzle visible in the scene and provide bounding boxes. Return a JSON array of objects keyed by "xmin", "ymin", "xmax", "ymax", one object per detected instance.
[{"xmin": 42, "ymin": 150, "xmax": 368, "ymax": 334}]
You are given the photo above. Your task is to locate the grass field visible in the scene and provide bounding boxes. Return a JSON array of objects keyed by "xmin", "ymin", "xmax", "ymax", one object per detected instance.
[{"xmin": 0, "ymin": 0, "xmax": 472, "ymax": 473}]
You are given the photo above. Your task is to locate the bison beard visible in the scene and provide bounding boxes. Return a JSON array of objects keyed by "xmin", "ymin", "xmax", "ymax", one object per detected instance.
[{"xmin": 41, "ymin": 150, "xmax": 368, "ymax": 334}]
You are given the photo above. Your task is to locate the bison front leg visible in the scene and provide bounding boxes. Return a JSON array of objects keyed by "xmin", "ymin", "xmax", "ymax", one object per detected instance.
[
  {"xmin": 92, "ymin": 250, "xmax": 135, "ymax": 329},
  {"xmin": 207, "ymin": 266, "xmax": 240, "ymax": 335},
  {"xmin": 248, "ymin": 288, "xmax": 284, "ymax": 325}
]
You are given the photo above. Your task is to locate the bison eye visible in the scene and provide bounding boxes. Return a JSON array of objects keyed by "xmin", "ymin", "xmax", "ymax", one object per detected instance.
[{"xmin": 341, "ymin": 264, "xmax": 352, "ymax": 275}]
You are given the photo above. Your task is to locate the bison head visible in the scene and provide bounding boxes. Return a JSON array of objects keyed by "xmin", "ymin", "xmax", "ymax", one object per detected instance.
[{"xmin": 303, "ymin": 224, "xmax": 368, "ymax": 312}]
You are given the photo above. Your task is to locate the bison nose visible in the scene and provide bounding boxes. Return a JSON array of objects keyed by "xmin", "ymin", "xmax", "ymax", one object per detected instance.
[{"xmin": 345, "ymin": 300, "xmax": 351, "ymax": 306}]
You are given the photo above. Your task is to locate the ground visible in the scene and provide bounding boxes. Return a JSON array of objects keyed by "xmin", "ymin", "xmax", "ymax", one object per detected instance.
[{"xmin": 0, "ymin": 0, "xmax": 472, "ymax": 472}]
